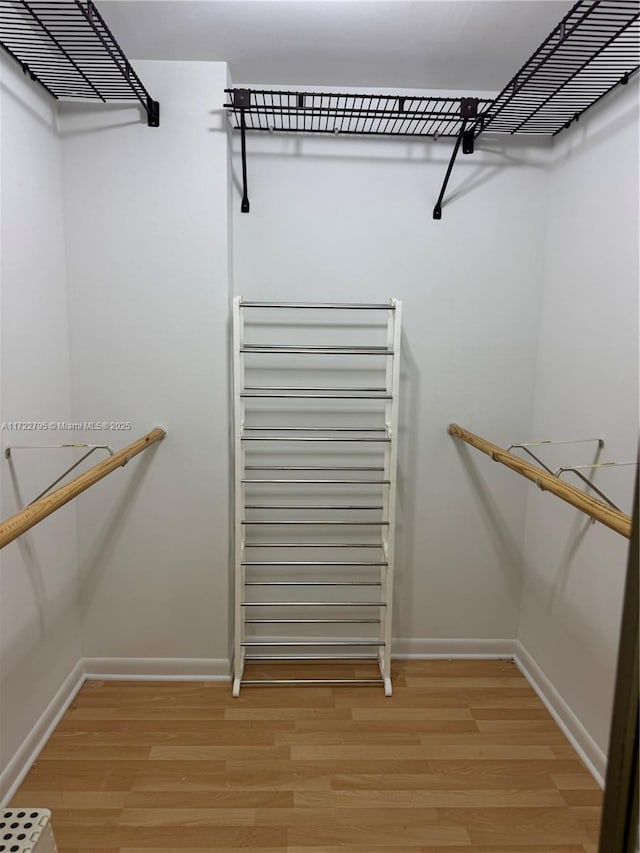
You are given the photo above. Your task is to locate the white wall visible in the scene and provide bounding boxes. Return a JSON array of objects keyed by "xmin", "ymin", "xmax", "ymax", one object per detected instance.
[
  {"xmin": 232, "ymin": 96, "xmax": 551, "ymax": 649},
  {"xmin": 1, "ymin": 49, "xmax": 634, "ymax": 794},
  {"xmin": 0, "ymin": 59, "xmax": 81, "ymax": 792},
  {"xmin": 519, "ymin": 80, "xmax": 639, "ymax": 764},
  {"xmin": 60, "ymin": 61, "xmax": 232, "ymax": 672}
]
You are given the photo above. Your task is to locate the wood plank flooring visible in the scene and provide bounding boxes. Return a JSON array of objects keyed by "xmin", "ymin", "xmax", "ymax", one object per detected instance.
[{"xmin": 10, "ymin": 660, "xmax": 602, "ymax": 852}]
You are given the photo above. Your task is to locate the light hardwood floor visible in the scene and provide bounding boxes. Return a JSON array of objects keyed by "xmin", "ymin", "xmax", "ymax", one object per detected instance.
[{"xmin": 10, "ymin": 659, "xmax": 602, "ymax": 852}]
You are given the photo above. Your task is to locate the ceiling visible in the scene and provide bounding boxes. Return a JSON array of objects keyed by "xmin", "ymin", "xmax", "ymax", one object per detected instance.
[{"xmin": 98, "ymin": 0, "xmax": 576, "ymax": 91}]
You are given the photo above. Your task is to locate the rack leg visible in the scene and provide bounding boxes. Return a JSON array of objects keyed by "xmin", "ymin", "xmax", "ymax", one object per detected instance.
[
  {"xmin": 378, "ymin": 650, "xmax": 392, "ymax": 696},
  {"xmin": 232, "ymin": 650, "xmax": 245, "ymax": 697}
]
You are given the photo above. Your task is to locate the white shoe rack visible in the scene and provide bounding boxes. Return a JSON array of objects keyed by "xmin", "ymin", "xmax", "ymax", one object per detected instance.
[{"xmin": 232, "ymin": 298, "xmax": 401, "ymax": 696}]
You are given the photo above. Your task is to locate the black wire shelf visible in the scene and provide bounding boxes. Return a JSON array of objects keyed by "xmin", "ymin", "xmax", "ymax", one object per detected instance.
[
  {"xmin": 0, "ymin": 1, "xmax": 159, "ymax": 126},
  {"xmin": 224, "ymin": 89, "xmax": 493, "ymax": 138},
  {"xmin": 225, "ymin": 89, "xmax": 488, "ymax": 216},
  {"xmin": 483, "ymin": 0, "xmax": 640, "ymax": 135},
  {"xmin": 224, "ymin": 2, "xmax": 638, "ymax": 218}
]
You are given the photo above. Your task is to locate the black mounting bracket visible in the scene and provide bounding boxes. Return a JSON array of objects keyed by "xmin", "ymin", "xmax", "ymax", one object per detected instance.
[
  {"xmin": 433, "ymin": 98, "xmax": 478, "ymax": 220},
  {"xmin": 234, "ymin": 89, "xmax": 251, "ymax": 213},
  {"xmin": 147, "ymin": 98, "xmax": 160, "ymax": 128},
  {"xmin": 460, "ymin": 97, "xmax": 479, "ymax": 119}
]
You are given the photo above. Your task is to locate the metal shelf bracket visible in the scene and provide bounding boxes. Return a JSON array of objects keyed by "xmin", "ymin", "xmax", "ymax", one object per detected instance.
[
  {"xmin": 508, "ymin": 437, "xmax": 636, "ymax": 520},
  {"xmin": 432, "ymin": 97, "xmax": 479, "ymax": 220},
  {"xmin": 4, "ymin": 443, "xmax": 114, "ymax": 505},
  {"xmin": 146, "ymin": 97, "xmax": 160, "ymax": 128},
  {"xmin": 234, "ymin": 89, "xmax": 251, "ymax": 213},
  {"xmin": 507, "ymin": 437, "xmax": 605, "ymax": 476},
  {"xmin": 556, "ymin": 461, "xmax": 638, "ymax": 512}
]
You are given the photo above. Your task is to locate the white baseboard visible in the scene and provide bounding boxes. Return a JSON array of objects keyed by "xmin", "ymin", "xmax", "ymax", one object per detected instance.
[
  {"xmin": 0, "ymin": 660, "xmax": 85, "ymax": 806},
  {"xmin": 514, "ymin": 641, "xmax": 606, "ymax": 787},
  {"xmin": 83, "ymin": 657, "xmax": 231, "ymax": 681},
  {"xmin": 392, "ymin": 637, "xmax": 517, "ymax": 659}
]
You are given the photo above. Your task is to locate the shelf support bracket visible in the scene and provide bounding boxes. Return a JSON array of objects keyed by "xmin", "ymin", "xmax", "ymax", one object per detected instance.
[
  {"xmin": 433, "ymin": 97, "xmax": 478, "ymax": 221},
  {"xmin": 146, "ymin": 96, "xmax": 160, "ymax": 128},
  {"xmin": 234, "ymin": 89, "xmax": 251, "ymax": 213}
]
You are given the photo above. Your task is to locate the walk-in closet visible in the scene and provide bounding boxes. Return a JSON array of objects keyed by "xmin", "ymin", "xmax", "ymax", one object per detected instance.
[{"xmin": 0, "ymin": 1, "xmax": 637, "ymax": 850}]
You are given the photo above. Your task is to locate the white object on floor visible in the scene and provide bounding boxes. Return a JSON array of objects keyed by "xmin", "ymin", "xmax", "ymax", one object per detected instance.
[{"xmin": 0, "ymin": 809, "xmax": 58, "ymax": 853}]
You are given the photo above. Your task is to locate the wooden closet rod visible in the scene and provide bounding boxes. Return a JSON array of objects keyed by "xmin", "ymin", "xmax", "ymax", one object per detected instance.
[
  {"xmin": 0, "ymin": 427, "xmax": 166, "ymax": 550},
  {"xmin": 448, "ymin": 423, "xmax": 632, "ymax": 539}
]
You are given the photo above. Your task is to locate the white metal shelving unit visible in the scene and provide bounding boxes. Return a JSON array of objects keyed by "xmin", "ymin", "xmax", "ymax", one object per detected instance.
[{"xmin": 232, "ymin": 298, "xmax": 401, "ymax": 696}]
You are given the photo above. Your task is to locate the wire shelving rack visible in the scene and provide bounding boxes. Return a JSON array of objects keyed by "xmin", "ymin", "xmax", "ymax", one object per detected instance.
[{"xmin": 0, "ymin": 0, "xmax": 159, "ymax": 126}]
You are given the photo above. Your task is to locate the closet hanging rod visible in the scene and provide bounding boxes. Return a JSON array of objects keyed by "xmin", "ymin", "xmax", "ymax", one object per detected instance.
[
  {"xmin": 447, "ymin": 423, "xmax": 631, "ymax": 538},
  {"xmin": 0, "ymin": 427, "xmax": 166, "ymax": 549},
  {"xmin": 240, "ymin": 301, "xmax": 396, "ymax": 310}
]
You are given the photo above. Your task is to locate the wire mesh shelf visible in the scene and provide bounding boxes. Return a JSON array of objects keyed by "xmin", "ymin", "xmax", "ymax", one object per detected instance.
[
  {"xmin": 483, "ymin": 0, "xmax": 640, "ymax": 135},
  {"xmin": 226, "ymin": 0, "xmax": 639, "ymax": 142},
  {"xmin": 225, "ymin": 1, "xmax": 639, "ymax": 217},
  {"xmin": 0, "ymin": 0, "xmax": 159, "ymax": 126},
  {"xmin": 225, "ymin": 88, "xmax": 492, "ymax": 138}
]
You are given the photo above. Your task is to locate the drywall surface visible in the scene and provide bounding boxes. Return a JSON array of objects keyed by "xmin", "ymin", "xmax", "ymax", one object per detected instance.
[
  {"xmin": 519, "ymin": 80, "xmax": 639, "ymax": 756},
  {"xmin": 0, "ymin": 58, "xmax": 81, "ymax": 783},
  {"xmin": 232, "ymin": 88, "xmax": 551, "ymax": 646},
  {"xmin": 60, "ymin": 61, "xmax": 232, "ymax": 666}
]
